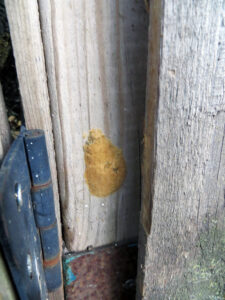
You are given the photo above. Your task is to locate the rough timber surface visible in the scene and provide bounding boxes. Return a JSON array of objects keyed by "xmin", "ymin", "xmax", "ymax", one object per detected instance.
[
  {"xmin": 137, "ymin": 0, "xmax": 225, "ymax": 299},
  {"xmin": 38, "ymin": 0, "xmax": 148, "ymax": 251},
  {"xmin": 0, "ymin": 82, "xmax": 11, "ymax": 162},
  {"xmin": 4, "ymin": 1, "xmax": 64, "ymax": 299}
]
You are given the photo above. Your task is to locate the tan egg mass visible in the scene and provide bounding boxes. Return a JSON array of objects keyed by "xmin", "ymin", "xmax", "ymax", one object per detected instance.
[{"xmin": 83, "ymin": 129, "xmax": 126, "ymax": 197}]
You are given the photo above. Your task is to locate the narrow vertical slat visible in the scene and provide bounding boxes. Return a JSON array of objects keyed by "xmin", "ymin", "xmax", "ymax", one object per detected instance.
[
  {"xmin": 0, "ymin": 82, "xmax": 11, "ymax": 162},
  {"xmin": 4, "ymin": 1, "xmax": 64, "ymax": 299}
]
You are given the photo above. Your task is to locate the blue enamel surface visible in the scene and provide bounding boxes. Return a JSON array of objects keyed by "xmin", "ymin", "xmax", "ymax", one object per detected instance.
[{"xmin": 0, "ymin": 133, "xmax": 48, "ymax": 299}]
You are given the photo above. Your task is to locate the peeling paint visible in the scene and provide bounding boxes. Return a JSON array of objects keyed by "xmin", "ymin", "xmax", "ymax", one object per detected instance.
[
  {"xmin": 83, "ymin": 129, "xmax": 126, "ymax": 197},
  {"xmin": 65, "ymin": 266, "xmax": 76, "ymax": 286},
  {"xmin": 63, "ymin": 252, "xmax": 95, "ymax": 286},
  {"xmin": 63, "ymin": 257, "xmax": 77, "ymax": 286}
]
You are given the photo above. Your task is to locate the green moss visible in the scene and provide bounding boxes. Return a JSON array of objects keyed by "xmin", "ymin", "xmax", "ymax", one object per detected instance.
[{"xmin": 174, "ymin": 218, "xmax": 225, "ymax": 300}]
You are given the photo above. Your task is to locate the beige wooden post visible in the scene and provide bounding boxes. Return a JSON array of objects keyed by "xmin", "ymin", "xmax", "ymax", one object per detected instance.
[
  {"xmin": 137, "ymin": 1, "xmax": 225, "ymax": 299},
  {"xmin": 38, "ymin": 0, "xmax": 148, "ymax": 251}
]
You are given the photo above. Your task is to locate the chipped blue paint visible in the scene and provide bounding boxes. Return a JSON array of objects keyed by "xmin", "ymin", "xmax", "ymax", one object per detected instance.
[
  {"xmin": 66, "ymin": 267, "xmax": 76, "ymax": 286},
  {"xmin": 64, "ymin": 256, "xmax": 76, "ymax": 264},
  {"xmin": 63, "ymin": 252, "xmax": 94, "ymax": 286},
  {"xmin": 63, "ymin": 252, "xmax": 95, "ymax": 286},
  {"xmin": 65, "ymin": 251, "xmax": 95, "ymax": 265},
  {"xmin": 63, "ymin": 261, "xmax": 76, "ymax": 286}
]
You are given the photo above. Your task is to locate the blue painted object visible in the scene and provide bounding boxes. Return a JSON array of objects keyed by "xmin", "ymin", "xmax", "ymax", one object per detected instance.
[
  {"xmin": 24, "ymin": 130, "xmax": 51, "ymax": 185},
  {"xmin": 0, "ymin": 129, "xmax": 62, "ymax": 298},
  {"xmin": 44, "ymin": 261, "xmax": 62, "ymax": 290},
  {"xmin": 31, "ymin": 186, "xmax": 56, "ymax": 227},
  {"xmin": 24, "ymin": 130, "xmax": 62, "ymax": 292},
  {"xmin": 40, "ymin": 223, "xmax": 59, "ymax": 259},
  {"xmin": 0, "ymin": 133, "xmax": 48, "ymax": 299}
]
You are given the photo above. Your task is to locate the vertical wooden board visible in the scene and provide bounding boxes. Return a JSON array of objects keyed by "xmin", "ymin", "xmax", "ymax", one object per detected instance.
[
  {"xmin": 137, "ymin": 0, "xmax": 225, "ymax": 299},
  {"xmin": 4, "ymin": 1, "xmax": 64, "ymax": 299},
  {"xmin": 38, "ymin": 0, "xmax": 148, "ymax": 251},
  {"xmin": 0, "ymin": 82, "xmax": 11, "ymax": 162}
]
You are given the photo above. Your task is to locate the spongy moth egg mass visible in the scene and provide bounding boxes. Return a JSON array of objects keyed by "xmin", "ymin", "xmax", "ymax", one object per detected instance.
[{"xmin": 83, "ymin": 129, "xmax": 126, "ymax": 197}]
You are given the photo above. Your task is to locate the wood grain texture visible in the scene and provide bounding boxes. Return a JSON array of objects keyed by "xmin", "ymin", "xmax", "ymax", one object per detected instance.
[
  {"xmin": 4, "ymin": 1, "xmax": 64, "ymax": 299},
  {"xmin": 38, "ymin": 0, "xmax": 148, "ymax": 251},
  {"xmin": 0, "ymin": 82, "xmax": 11, "ymax": 162},
  {"xmin": 137, "ymin": 0, "xmax": 225, "ymax": 299}
]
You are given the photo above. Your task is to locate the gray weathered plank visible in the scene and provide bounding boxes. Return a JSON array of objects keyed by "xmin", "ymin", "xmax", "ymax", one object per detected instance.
[
  {"xmin": 137, "ymin": 0, "xmax": 225, "ymax": 299},
  {"xmin": 0, "ymin": 82, "xmax": 11, "ymax": 162},
  {"xmin": 4, "ymin": 1, "xmax": 64, "ymax": 299},
  {"xmin": 38, "ymin": 0, "xmax": 148, "ymax": 251}
]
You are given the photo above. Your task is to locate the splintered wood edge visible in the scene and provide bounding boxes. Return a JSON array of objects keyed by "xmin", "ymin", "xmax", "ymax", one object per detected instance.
[
  {"xmin": 0, "ymin": 82, "xmax": 11, "ymax": 161},
  {"xmin": 140, "ymin": 0, "xmax": 163, "ymax": 235}
]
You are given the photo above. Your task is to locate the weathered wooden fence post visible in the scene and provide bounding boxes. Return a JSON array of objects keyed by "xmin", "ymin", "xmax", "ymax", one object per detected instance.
[
  {"xmin": 137, "ymin": 0, "xmax": 225, "ymax": 299},
  {"xmin": 4, "ymin": 1, "xmax": 64, "ymax": 298},
  {"xmin": 37, "ymin": 0, "xmax": 148, "ymax": 252}
]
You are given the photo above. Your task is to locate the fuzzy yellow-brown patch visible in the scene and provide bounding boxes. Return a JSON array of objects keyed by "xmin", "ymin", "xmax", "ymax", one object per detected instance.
[{"xmin": 83, "ymin": 129, "xmax": 126, "ymax": 197}]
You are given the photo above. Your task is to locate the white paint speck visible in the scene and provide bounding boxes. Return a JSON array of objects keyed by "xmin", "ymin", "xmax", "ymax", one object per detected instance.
[
  {"xmin": 35, "ymin": 174, "xmax": 39, "ymax": 178},
  {"xmin": 78, "ymin": 232, "xmax": 81, "ymax": 236},
  {"xmin": 31, "ymin": 156, "xmax": 34, "ymax": 160},
  {"xmin": 30, "ymin": 142, "xmax": 33, "ymax": 145},
  {"xmin": 101, "ymin": 203, "xmax": 105, "ymax": 206},
  {"xmin": 85, "ymin": 204, "xmax": 88, "ymax": 208}
]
